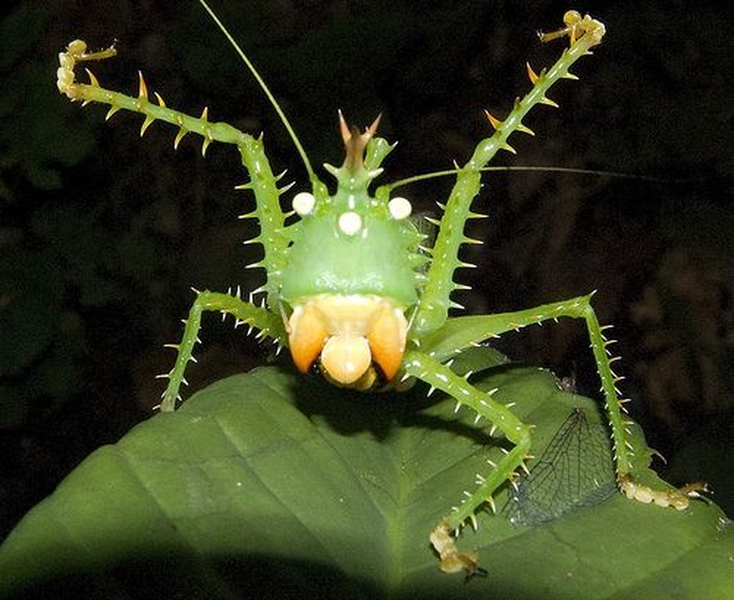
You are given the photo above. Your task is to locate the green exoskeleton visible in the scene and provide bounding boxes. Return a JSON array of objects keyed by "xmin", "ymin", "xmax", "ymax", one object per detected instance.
[{"xmin": 56, "ymin": 3, "xmax": 704, "ymax": 576}]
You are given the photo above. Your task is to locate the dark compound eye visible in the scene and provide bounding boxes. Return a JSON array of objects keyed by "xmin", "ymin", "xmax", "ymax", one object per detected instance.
[{"xmin": 307, "ymin": 360, "xmax": 321, "ymax": 378}]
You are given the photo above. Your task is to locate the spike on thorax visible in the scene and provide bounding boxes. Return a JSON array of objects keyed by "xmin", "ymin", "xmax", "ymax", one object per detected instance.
[{"xmin": 338, "ymin": 110, "xmax": 381, "ymax": 174}]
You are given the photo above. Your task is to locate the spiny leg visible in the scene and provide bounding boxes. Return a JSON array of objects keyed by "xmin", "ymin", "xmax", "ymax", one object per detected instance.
[
  {"xmin": 422, "ymin": 294, "xmax": 636, "ymax": 479},
  {"xmin": 402, "ymin": 350, "xmax": 532, "ymax": 575},
  {"xmin": 57, "ymin": 38, "xmax": 293, "ymax": 308},
  {"xmin": 410, "ymin": 14, "xmax": 606, "ymax": 339},
  {"xmin": 423, "ymin": 293, "xmax": 705, "ymax": 506},
  {"xmin": 58, "ymin": 39, "xmax": 296, "ymax": 412},
  {"xmin": 158, "ymin": 290, "xmax": 285, "ymax": 412},
  {"xmin": 409, "ymin": 293, "xmax": 704, "ymax": 574}
]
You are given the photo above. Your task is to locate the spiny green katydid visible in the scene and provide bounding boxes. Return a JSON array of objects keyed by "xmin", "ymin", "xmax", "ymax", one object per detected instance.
[{"xmin": 56, "ymin": 2, "xmax": 706, "ymax": 576}]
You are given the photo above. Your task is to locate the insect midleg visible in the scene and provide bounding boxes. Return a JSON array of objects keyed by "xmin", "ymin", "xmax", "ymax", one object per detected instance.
[
  {"xmin": 405, "ymin": 350, "xmax": 530, "ymax": 576},
  {"xmin": 158, "ymin": 291, "xmax": 285, "ymax": 412},
  {"xmin": 404, "ymin": 350, "xmax": 532, "ymax": 526},
  {"xmin": 418, "ymin": 295, "xmax": 631, "ymax": 478}
]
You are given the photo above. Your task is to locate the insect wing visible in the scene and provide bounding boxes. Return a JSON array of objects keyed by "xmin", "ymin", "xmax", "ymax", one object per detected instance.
[{"xmin": 504, "ymin": 407, "xmax": 617, "ymax": 526}]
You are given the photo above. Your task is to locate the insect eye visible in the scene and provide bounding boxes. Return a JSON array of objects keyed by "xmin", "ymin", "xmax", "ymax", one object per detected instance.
[
  {"xmin": 307, "ymin": 360, "xmax": 321, "ymax": 377},
  {"xmin": 337, "ymin": 211, "xmax": 362, "ymax": 236},
  {"xmin": 292, "ymin": 191, "xmax": 315, "ymax": 216},
  {"xmin": 388, "ymin": 196, "xmax": 412, "ymax": 220}
]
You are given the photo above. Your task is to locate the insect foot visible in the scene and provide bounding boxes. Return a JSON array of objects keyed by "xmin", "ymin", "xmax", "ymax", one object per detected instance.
[
  {"xmin": 619, "ymin": 475, "xmax": 709, "ymax": 511},
  {"xmin": 57, "ymin": 39, "xmax": 117, "ymax": 98},
  {"xmin": 430, "ymin": 520, "xmax": 486, "ymax": 580},
  {"xmin": 538, "ymin": 10, "xmax": 606, "ymax": 45}
]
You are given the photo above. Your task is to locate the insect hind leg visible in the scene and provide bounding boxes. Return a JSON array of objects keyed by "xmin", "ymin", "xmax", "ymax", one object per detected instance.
[
  {"xmin": 409, "ymin": 293, "xmax": 708, "ymax": 574},
  {"xmin": 423, "ymin": 293, "xmax": 705, "ymax": 512}
]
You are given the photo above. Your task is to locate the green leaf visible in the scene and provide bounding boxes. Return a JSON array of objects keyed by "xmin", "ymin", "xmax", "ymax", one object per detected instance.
[{"xmin": 1, "ymin": 352, "xmax": 732, "ymax": 599}]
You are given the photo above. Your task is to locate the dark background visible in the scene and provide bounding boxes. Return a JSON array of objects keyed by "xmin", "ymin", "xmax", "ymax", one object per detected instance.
[{"xmin": 1, "ymin": 0, "xmax": 732, "ymax": 539}]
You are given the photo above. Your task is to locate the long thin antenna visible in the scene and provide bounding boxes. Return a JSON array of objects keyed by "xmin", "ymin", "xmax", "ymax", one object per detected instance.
[
  {"xmin": 387, "ymin": 165, "xmax": 684, "ymax": 191},
  {"xmin": 198, "ymin": 0, "xmax": 315, "ymax": 181}
]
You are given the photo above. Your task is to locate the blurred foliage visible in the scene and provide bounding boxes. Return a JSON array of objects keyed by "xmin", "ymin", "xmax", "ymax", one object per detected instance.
[{"xmin": 1, "ymin": 0, "xmax": 732, "ymax": 539}]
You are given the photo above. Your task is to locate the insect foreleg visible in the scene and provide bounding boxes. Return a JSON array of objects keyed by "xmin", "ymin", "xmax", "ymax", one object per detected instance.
[
  {"xmin": 58, "ymin": 39, "xmax": 295, "ymax": 410},
  {"xmin": 159, "ymin": 291, "xmax": 285, "ymax": 412},
  {"xmin": 58, "ymin": 40, "xmax": 250, "ymax": 151},
  {"xmin": 412, "ymin": 15, "xmax": 606, "ymax": 339}
]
